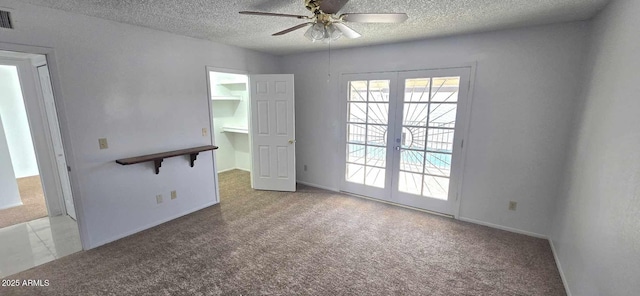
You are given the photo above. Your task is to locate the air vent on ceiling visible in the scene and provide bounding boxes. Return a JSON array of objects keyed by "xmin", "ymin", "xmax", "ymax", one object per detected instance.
[{"xmin": 0, "ymin": 10, "xmax": 13, "ymax": 29}]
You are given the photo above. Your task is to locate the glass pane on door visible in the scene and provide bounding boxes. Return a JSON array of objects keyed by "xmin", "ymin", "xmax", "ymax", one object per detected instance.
[
  {"xmin": 345, "ymin": 80, "xmax": 390, "ymax": 189},
  {"xmin": 398, "ymin": 76, "xmax": 461, "ymax": 200}
]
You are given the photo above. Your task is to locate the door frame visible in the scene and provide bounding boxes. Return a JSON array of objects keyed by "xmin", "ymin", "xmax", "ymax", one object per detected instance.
[
  {"xmin": 205, "ymin": 66, "xmax": 252, "ymax": 194},
  {"xmin": 338, "ymin": 64, "xmax": 477, "ymax": 218},
  {"xmin": 0, "ymin": 57, "xmax": 67, "ymax": 217},
  {"xmin": 0, "ymin": 42, "xmax": 88, "ymax": 250}
]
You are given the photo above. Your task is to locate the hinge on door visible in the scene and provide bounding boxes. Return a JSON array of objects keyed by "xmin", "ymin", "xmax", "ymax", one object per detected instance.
[
  {"xmin": 461, "ymin": 139, "xmax": 464, "ymax": 149},
  {"xmin": 67, "ymin": 166, "xmax": 71, "ymax": 172}
]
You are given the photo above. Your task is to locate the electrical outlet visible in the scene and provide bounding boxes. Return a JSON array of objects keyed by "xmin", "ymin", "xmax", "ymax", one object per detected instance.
[
  {"xmin": 171, "ymin": 190, "xmax": 177, "ymax": 200},
  {"xmin": 156, "ymin": 194, "xmax": 163, "ymax": 204},
  {"xmin": 304, "ymin": 165, "xmax": 307, "ymax": 172},
  {"xmin": 508, "ymin": 201, "xmax": 517, "ymax": 211},
  {"xmin": 98, "ymin": 138, "xmax": 108, "ymax": 149},
  {"xmin": 202, "ymin": 128, "xmax": 208, "ymax": 136}
]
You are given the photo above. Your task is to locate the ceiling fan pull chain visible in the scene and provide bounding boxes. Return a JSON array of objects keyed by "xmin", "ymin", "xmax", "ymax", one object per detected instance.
[{"xmin": 327, "ymin": 39, "xmax": 332, "ymax": 82}]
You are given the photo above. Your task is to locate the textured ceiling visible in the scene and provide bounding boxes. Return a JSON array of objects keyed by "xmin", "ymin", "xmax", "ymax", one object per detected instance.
[{"xmin": 19, "ymin": 0, "xmax": 610, "ymax": 55}]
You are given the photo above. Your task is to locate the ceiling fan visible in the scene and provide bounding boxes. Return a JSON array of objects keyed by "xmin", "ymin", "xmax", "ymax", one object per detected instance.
[{"xmin": 239, "ymin": 0, "xmax": 409, "ymax": 42}]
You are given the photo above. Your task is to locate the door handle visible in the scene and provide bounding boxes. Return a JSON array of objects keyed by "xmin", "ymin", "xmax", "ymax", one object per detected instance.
[
  {"xmin": 395, "ymin": 146, "xmax": 401, "ymax": 151},
  {"xmin": 288, "ymin": 139, "xmax": 296, "ymax": 144}
]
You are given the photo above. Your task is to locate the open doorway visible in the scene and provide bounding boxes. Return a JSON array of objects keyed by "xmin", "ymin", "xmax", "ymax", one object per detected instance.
[
  {"xmin": 0, "ymin": 62, "xmax": 45, "ymax": 227},
  {"xmin": 207, "ymin": 69, "xmax": 296, "ymax": 196},
  {"xmin": 0, "ymin": 50, "xmax": 81, "ymax": 278},
  {"xmin": 207, "ymin": 69, "xmax": 252, "ymax": 192}
]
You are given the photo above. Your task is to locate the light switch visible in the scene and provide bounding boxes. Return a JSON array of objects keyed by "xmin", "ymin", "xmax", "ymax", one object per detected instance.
[
  {"xmin": 202, "ymin": 128, "xmax": 208, "ymax": 136},
  {"xmin": 171, "ymin": 190, "xmax": 177, "ymax": 200},
  {"xmin": 98, "ymin": 138, "xmax": 108, "ymax": 149}
]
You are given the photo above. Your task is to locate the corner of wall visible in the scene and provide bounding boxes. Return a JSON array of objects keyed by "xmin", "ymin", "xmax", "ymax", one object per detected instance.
[{"xmin": 549, "ymin": 239, "xmax": 573, "ymax": 296}]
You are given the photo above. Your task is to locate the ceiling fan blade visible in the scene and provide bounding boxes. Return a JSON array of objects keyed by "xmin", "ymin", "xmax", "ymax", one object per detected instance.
[
  {"xmin": 272, "ymin": 23, "xmax": 313, "ymax": 36},
  {"xmin": 333, "ymin": 23, "xmax": 361, "ymax": 39},
  {"xmin": 250, "ymin": 0, "xmax": 291, "ymax": 11},
  {"xmin": 320, "ymin": 0, "xmax": 350, "ymax": 14},
  {"xmin": 341, "ymin": 13, "xmax": 409, "ymax": 23},
  {"xmin": 239, "ymin": 11, "xmax": 309, "ymax": 19}
]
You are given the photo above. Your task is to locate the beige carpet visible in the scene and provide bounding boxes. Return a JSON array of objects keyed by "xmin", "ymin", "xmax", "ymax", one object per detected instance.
[
  {"xmin": 1, "ymin": 170, "xmax": 565, "ymax": 295},
  {"xmin": 0, "ymin": 176, "xmax": 48, "ymax": 229}
]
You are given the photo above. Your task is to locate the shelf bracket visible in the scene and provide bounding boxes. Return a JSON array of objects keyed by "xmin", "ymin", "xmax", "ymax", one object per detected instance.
[
  {"xmin": 189, "ymin": 152, "xmax": 199, "ymax": 167},
  {"xmin": 154, "ymin": 159, "xmax": 163, "ymax": 175}
]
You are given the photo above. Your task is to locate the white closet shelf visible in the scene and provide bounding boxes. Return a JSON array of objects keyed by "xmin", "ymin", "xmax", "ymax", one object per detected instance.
[
  {"xmin": 222, "ymin": 126, "xmax": 249, "ymax": 134},
  {"xmin": 211, "ymin": 96, "xmax": 241, "ymax": 101},
  {"xmin": 218, "ymin": 82, "xmax": 247, "ymax": 85}
]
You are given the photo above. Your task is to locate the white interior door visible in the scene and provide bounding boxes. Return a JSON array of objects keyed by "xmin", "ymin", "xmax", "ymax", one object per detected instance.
[
  {"xmin": 36, "ymin": 65, "xmax": 76, "ymax": 220},
  {"xmin": 341, "ymin": 68, "xmax": 471, "ymax": 216},
  {"xmin": 249, "ymin": 74, "xmax": 296, "ymax": 192}
]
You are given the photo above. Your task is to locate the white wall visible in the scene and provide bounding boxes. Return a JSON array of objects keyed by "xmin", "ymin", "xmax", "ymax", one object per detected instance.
[
  {"xmin": 0, "ymin": 64, "xmax": 39, "ymax": 178},
  {"xmin": 550, "ymin": 0, "xmax": 640, "ymax": 295},
  {"xmin": 233, "ymin": 134, "xmax": 250, "ymax": 171},
  {"xmin": 211, "ymin": 101, "xmax": 237, "ymax": 172},
  {"xmin": 0, "ymin": 0, "xmax": 280, "ymax": 248},
  {"xmin": 227, "ymin": 83, "xmax": 251, "ymax": 171},
  {"xmin": 281, "ymin": 22, "xmax": 588, "ymax": 236},
  {"xmin": 0, "ymin": 112, "xmax": 22, "ymax": 210}
]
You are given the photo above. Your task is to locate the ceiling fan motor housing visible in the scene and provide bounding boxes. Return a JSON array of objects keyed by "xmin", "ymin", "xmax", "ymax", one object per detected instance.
[{"xmin": 305, "ymin": 0, "xmax": 322, "ymax": 14}]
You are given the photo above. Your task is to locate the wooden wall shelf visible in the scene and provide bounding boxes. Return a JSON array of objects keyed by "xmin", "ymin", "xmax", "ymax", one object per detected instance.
[{"xmin": 116, "ymin": 145, "xmax": 218, "ymax": 174}]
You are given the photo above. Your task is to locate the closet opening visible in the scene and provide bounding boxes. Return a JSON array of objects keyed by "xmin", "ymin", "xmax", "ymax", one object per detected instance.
[{"xmin": 207, "ymin": 69, "xmax": 252, "ymax": 191}]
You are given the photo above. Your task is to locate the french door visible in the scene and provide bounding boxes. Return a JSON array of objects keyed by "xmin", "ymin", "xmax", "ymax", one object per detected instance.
[{"xmin": 340, "ymin": 68, "xmax": 471, "ymax": 216}]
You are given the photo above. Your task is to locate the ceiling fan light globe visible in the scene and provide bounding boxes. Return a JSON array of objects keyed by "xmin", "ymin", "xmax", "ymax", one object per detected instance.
[
  {"xmin": 328, "ymin": 24, "xmax": 343, "ymax": 41},
  {"xmin": 304, "ymin": 25, "xmax": 315, "ymax": 41},
  {"xmin": 323, "ymin": 26, "xmax": 331, "ymax": 39},
  {"xmin": 310, "ymin": 23, "xmax": 326, "ymax": 40}
]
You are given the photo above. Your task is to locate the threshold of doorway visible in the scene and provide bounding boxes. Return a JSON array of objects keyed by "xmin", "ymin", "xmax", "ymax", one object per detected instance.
[{"xmin": 339, "ymin": 190, "xmax": 454, "ymax": 219}]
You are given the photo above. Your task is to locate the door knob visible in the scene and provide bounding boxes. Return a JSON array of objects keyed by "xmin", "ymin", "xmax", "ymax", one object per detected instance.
[
  {"xmin": 395, "ymin": 146, "xmax": 401, "ymax": 151},
  {"xmin": 288, "ymin": 139, "xmax": 296, "ymax": 144}
]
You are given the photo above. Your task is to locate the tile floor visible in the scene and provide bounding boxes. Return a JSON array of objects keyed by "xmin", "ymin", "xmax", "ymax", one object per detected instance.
[{"xmin": 0, "ymin": 215, "xmax": 82, "ymax": 278}]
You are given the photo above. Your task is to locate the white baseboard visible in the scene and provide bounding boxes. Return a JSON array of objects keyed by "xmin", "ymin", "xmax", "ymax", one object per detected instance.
[
  {"xmin": 458, "ymin": 217, "xmax": 548, "ymax": 239},
  {"xmin": 296, "ymin": 182, "xmax": 549, "ymax": 239},
  {"xmin": 217, "ymin": 168, "xmax": 233, "ymax": 173},
  {"xmin": 459, "ymin": 217, "xmax": 570, "ymax": 294},
  {"xmin": 549, "ymin": 239, "xmax": 572, "ymax": 296},
  {"xmin": 343, "ymin": 191, "xmax": 454, "ymax": 219},
  {"xmin": 217, "ymin": 167, "xmax": 250, "ymax": 174},
  {"xmin": 16, "ymin": 174, "xmax": 39, "ymax": 179},
  {"xmin": 0, "ymin": 201, "xmax": 23, "ymax": 210},
  {"xmin": 296, "ymin": 180, "xmax": 339, "ymax": 192},
  {"xmin": 217, "ymin": 167, "xmax": 236, "ymax": 173},
  {"xmin": 89, "ymin": 201, "xmax": 219, "ymax": 249}
]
